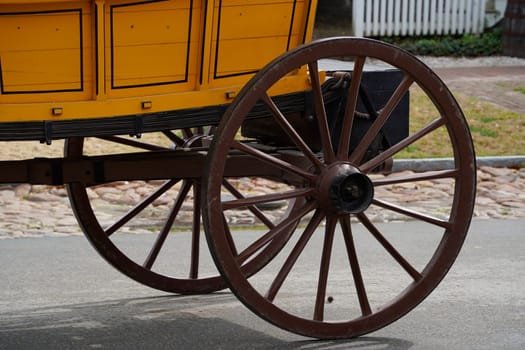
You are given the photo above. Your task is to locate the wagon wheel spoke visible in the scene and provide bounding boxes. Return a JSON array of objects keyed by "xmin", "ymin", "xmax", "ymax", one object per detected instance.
[
  {"xmin": 162, "ymin": 130, "xmax": 185, "ymax": 147},
  {"xmin": 337, "ymin": 56, "xmax": 366, "ymax": 161},
  {"xmin": 222, "ymin": 188, "xmax": 314, "ymax": 211},
  {"xmin": 340, "ymin": 215, "xmax": 371, "ymax": 316},
  {"xmin": 222, "ymin": 179, "xmax": 275, "ymax": 229},
  {"xmin": 105, "ymin": 179, "xmax": 178, "ymax": 237},
  {"xmin": 360, "ymin": 117, "xmax": 445, "ymax": 173},
  {"xmin": 309, "ymin": 61, "xmax": 335, "ymax": 163},
  {"xmin": 223, "ymin": 214, "xmax": 238, "ymax": 257},
  {"xmin": 261, "ymin": 93, "xmax": 324, "ymax": 171},
  {"xmin": 314, "ymin": 216, "xmax": 337, "ymax": 321},
  {"xmin": 236, "ymin": 201, "xmax": 316, "ymax": 265},
  {"xmin": 182, "ymin": 128, "xmax": 194, "ymax": 138},
  {"xmin": 357, "ymin": 213, "xmax": 423, "ymax": 281},
  {"xmin": 349, "ymin": 75, "xmax": 414, "ymax": 165},
  {"xmin": 190, "ymin": 181, "xmax": 202, "ymax": 279},
  {"xmin": 372, "ymin": 198, "xmax": 451, "ymax": 229},
  {"xmin": 373, "ymin": 168, "xmax": 459, "ymax": 186},
  {"xmin": 143, "ymin": 180, "xmax": 192, "ymax": 270},
  {"xmin": 232, "ymin": 140, "xmax": 316, "ymax": 182},
  {"xmin": 266, "ymin": 209, "xmax": 325, "ymax": 302}
]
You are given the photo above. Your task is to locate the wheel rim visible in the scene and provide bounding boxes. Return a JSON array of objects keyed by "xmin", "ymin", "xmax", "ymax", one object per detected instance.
[
  {"xmin": 203, "ymin": 37, "xmax": 476, "ymax": 338},
  {"xmin": 65, "ymin": 128, "xmax": 300, "ymax": 294}
]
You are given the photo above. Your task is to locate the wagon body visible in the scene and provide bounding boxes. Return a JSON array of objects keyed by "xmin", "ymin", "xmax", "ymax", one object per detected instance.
[
  {"xmin": 0, "ymin": 0, "xmax": 316, "ymax": 140},
  {"xmin": 0, "ymin": 0, "xmax": 477, "ymax": 340}
]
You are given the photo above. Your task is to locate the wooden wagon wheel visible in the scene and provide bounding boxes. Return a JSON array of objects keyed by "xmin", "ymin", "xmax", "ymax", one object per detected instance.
[
  {"xmin": 203, "ymin": 37, "xmax": 476, "ymax": 338},
  {"xmin": 65, "ymin": 128, "xmax": 300, "ymax": 294}
]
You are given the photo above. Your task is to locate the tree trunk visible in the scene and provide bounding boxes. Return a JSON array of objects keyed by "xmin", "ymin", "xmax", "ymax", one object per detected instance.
[{"xmin": 502, "ymin": 0, "xmax": 525, "ymax": 58}]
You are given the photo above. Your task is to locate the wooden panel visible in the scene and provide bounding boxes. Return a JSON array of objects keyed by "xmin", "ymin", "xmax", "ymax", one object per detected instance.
[
  {"xmin": 211, "ymin": 0, "xmax": 307, "ymax": 81},
  {"xmin": 0, "ymin": 9, "xmax": 84, "ymax": 93},
  {"xmin": 109, "ymin": 0, "xmax": 195, "ymax": 89}
]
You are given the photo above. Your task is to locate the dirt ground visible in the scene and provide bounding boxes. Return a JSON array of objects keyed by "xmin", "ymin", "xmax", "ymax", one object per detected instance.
[{"xmin": 434, "ymin": 66, "xmax": 525, "ymax": 116}]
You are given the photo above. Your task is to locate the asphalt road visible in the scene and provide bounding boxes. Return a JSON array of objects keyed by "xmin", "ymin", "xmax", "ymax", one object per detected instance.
[{"xmin": 1, "ymin": 218, "xmax": 524, "ymax": 349}]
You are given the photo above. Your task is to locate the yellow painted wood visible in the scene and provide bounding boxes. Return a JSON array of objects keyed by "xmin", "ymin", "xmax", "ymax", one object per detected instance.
[
  {"xmin": 0, "ymin": 1, "xmax": 94, "ymax": 103},
  {"xmin": 209, "ymin": 0, "xmax": 310, "ymax": 86},
  {"xmin": 106, "ymin": 0, "xmax": 199, "ymax": 97},
  {"xmin": 94, "ymin": 0, "xmax": 105, "ymax": 99},
  {"xmin": 0, "ymin": 0, "xmax": 318, "ymax": 122}
]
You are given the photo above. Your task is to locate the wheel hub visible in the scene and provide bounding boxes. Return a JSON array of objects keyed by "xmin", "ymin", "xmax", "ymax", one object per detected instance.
[{"xmin": 318, "ymin": 163, "xmax": 374, "ymax": 214}]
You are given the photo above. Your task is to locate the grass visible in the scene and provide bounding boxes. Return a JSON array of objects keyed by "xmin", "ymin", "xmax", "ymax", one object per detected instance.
[
  {"xmin": 394, "ymin": 87, "xmax": 525, "ymax": 158},
  {"xmin": 461, "ymin": 95, "xmax": 524, "ymax": 156},
  {"xmin": 514, "ymin": 87, "xmax": 525, "ymax": 94},
  {"xmin": 470, "ymin": 126, "xmax": 498, "ymax": 138}
]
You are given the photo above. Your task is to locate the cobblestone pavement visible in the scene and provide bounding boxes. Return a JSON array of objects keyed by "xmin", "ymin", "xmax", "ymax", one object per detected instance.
[
  {"xmin": 0, "ymin": 165, "xmax": 523, "ymax": 239},
  {"xmin": 0, "ymin": 58, "xmax": 524, "ymax": 239}
]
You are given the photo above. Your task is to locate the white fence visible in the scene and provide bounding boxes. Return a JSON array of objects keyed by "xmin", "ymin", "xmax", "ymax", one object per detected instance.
[{"xmin": 352, "ymin": 0, "xmax": 487, "ymax": 37}]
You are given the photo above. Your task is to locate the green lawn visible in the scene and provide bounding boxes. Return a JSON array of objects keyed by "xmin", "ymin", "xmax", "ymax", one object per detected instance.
[{"xmin": 395, "ymin": 87, "xmax": 525, "ymax": 158}]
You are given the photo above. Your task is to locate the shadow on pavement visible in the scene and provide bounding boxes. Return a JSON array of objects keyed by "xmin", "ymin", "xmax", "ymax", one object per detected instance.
[{"xmin": 0, "ymin": 294, "xmax": 413, "ymax": 350}]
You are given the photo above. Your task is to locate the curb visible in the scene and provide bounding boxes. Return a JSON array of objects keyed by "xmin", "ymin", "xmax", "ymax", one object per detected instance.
[{"xmin": 392, "ymin": 156, "xmax": 525, "ymax": 172}]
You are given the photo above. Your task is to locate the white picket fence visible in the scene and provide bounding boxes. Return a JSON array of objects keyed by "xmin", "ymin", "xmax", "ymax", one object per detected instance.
[{"xmin": 352, "ymin": 0, "xmax": 487, "ymax": 37}]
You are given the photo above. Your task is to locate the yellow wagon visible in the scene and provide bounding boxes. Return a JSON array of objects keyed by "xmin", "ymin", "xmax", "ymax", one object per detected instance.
[{"xmin": 0, "ymin": 0, "xmax": 476, "ymax": 338}]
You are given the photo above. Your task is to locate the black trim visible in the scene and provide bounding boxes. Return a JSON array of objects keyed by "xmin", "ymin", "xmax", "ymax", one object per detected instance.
[
  {"xmin": 110, "ymin": 0, "xmax": 193, "ymax": 89},
  {"xmin": 79, "ymin": 8, "xmax": 84, "ymax": 92},
  {"xmin": 94, "ymin": 3, "xmax": 99, "ymax": 96},
  {"xmin": 0, "ymin": 9, "xmax": 84, "ymax": 95},
  {"xmin": 302, "ymin": 0, "xmax": 314, "ymax": 44},
  {"xmin": 44, "ymin": 121, "xmax": 53, "ymax": 145},
  {"xmin": 286, "ymin": 0, "xmax": 297, "ymax": 51},
  {"xmin": 199, "ymin": 0, "xmax": 208, "ymax": 86},
  {"xmin": 213, "ymin": 0, "xmax": 299, "ymax": 80},
  {"xmin": 110, "ymin": 3, "xmax": 115, "ymax": 88},
  {"xmin": 212, "ymin": 0, "xmax": 223, "ymax": 80},
  {"xmin": 0, "ymin": 105, "xmax": 227, "ymax": 142},
  {"xmin": 185, "ymin": 1, "xmax": 193, "ymax": 83},
  {"xmin": 0, "ymin": 58, "xmax": 4, "ymax": 95},
  {"xmin": 213, "ymin": 69, "xmax": 260, "ymax": 80},
  {"xmin": 134, "ymin": 115, "xmax": 144, "ymax": 137}
]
